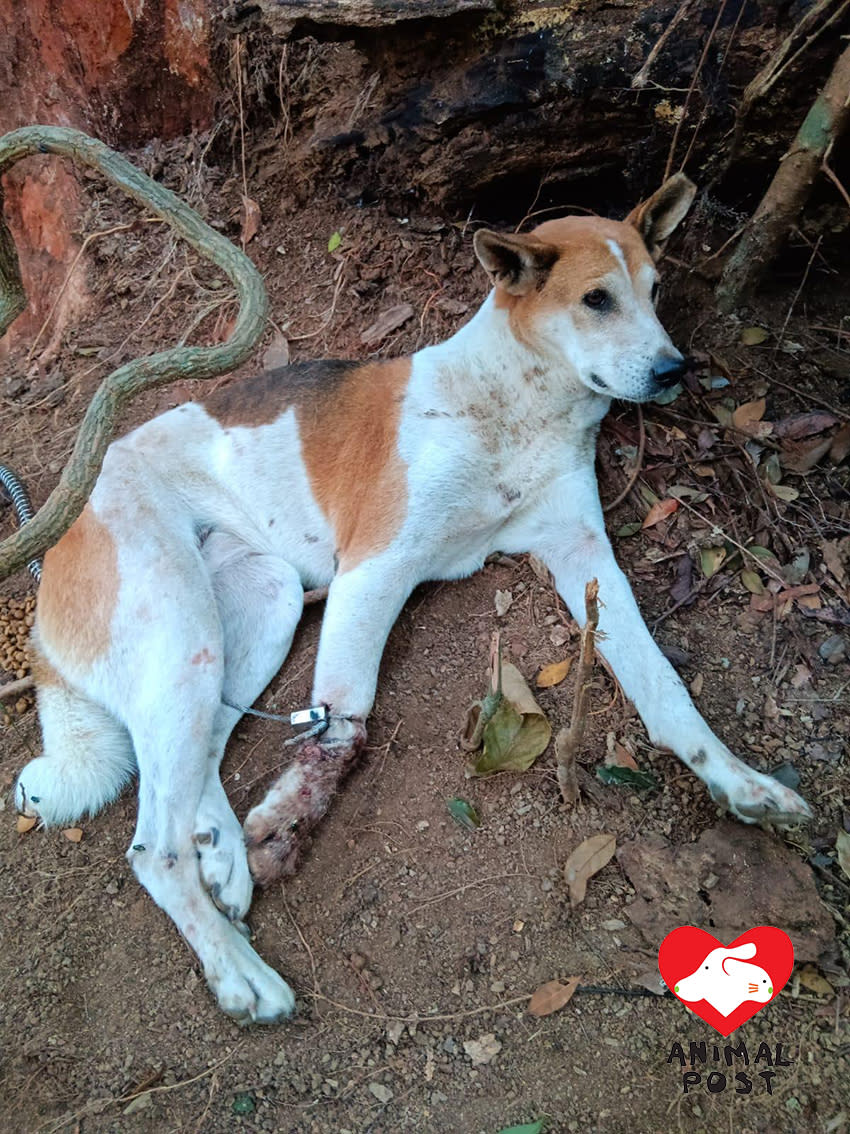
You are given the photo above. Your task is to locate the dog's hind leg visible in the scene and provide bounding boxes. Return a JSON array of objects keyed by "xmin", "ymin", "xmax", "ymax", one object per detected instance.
[
  {"xmin": 16, "ymin": 654, "xmax": 135, "ymax": 827},
  {"xmin": 125, "ymin": 582, "xmax": 294, "ymax": 1022},
  {"xmin": 193, "ymin": 533, "xmax": 304, "ymax": 921}
]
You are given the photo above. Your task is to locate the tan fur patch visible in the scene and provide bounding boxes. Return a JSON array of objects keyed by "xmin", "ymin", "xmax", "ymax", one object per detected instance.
[
  {"xmin": 298, "ymin": 358, "xmax": 411, "ymax": 572},
  {"xmin": 37, "ymin": 505, "xmax": 119, "ymax": 669},
  {"xmin": 204, "ymin": 357, "xmax": 411, "ymax": 571},
  {"xmin": 28, "ymin": 644, "xmax": 64, "ymax": 689}
]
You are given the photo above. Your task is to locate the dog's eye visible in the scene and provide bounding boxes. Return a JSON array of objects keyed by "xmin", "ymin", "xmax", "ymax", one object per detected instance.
[{"xmin": 582, "ymin": 288, "xmax": 610, "ymax": 310}]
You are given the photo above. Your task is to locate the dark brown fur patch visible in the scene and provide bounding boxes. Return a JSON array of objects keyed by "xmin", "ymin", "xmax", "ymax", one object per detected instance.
[
  {"xmin": 37, "ymin": 505, "xmax": 119, "ymax": 668},
  {"xmin": 203, "ymin": 359, "xmax": 360, "ymax": 429}
]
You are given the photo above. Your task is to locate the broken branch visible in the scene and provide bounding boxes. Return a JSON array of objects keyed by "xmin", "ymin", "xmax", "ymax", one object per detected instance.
[
  {"xmin": 717, "ymin": 39, "xmax": 850, "ymax": 312},
  {"xmin": 555, "ymin": 578, "xmax": 600, "ymax": 806}
]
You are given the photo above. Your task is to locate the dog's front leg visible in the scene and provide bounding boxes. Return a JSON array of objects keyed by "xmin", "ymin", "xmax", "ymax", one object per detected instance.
[
  {"xmin": 244, "ymin": 553, "xmax": 416, "ymax": 883},
  {"xmin": 528, "ymin": 485, "xmax": 811, "ymax": 825}
]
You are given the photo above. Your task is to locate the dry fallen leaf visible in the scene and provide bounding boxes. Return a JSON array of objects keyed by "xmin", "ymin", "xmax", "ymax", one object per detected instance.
[
  {"xmin": 360, "ymin": 303, "xmax": 415, "ymax": 346},
  {"xmin": 642, "ymin": 497, "xmax": 679, "ymax": 529},
  {"xmin": 606, "ymin": 740, "xmax": 638, "ymax": 770},
  {"xmin": 564, "ymin": 832, "xmax": 616, "ymax": 906},
  {"xmin": 536, "ymin": 658, "xmax": 572, "ymax": 688},
  {"xmin": 528, "ymin": 976, "xmax": 581, "ymax": 1017},
  {"xmin": 822, "ymin": 539, "xmax": 849, "ymax": 591},
  {"xmin": 732, "ymin": 398, "xmax": 767, "ymax": 432},
  {"xmin": 470, "ymin": 663, "xmax": 552, "ymax": 776},
  {"xmin": 494, "ymin": 589, "xmax": 513, "ymax": 617},
  {"xmin": 62, "ymin": 827, "xmax": 83, "ymax": 843},
  {"xmin": 830, "ymin": 423, "xmax": 850, "ymax": 463},
  {"xmin": 836, "ymin": 829, "xmax": 850, "ymax": 883},
  {"xmin": 16, "ymin": 814, "xmax": 37, "ymax": 833},
  {"xmin": 740, "ymin": 326, "xmax": 769, "ymax": 346},
  {"xmin": 262, "ymin": 331, "xmax": 290, "ymax": 371},
  {"xmin": 797, "ymin": 965, "xmax": 835, "ymax": 998},
  {"xmin": 240, "ymin": 195, "xmax": 261, "ymax": 245},
  {"xmin": 768, "ymin": 482, "xmax": 800, "ymax": 503},
  {"xmin": 740, "ymin": 569, "xmax": 765, "ymax": 596},
  {"xmin": 699, "ymin": 546, "xmax": 726, "ymax": 578}
]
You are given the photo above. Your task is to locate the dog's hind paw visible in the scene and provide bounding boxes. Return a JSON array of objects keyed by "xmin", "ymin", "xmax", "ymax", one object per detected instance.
[{"xmin": 206, "ymin": 929, "xmax": 295, "ymax": 1024}]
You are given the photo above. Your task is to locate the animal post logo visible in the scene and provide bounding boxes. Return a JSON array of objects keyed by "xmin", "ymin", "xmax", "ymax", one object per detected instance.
[{"xmin": 658, "ymin": 926, "xmax": 794, "ymax": 1037}]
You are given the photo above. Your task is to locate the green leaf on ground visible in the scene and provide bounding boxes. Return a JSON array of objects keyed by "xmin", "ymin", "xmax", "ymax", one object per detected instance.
[
  {"xmin": 596, "ymin": 765, "xmax": 658, "ymax": 791},
  {"xmin": 616, "ymin": 521, "xmax": 642, "ymax": 538},
  {"xmin": 328, "ymin": 230, "xmax": 342, "ymax": 252},
  {"xmin": 699, "ymin": 546, "xmax": 726, "ymax": 578},
  {"xmin": 447, "ymin": 797, "xmax": 480, "ymax": 829},
  {"xmin": 497, "ymin": 1120, "xmax": 547, "ymax": 1134},
  {"xmin": 469, "ymin": 663, "xmax": 552, "ymax": 776}
]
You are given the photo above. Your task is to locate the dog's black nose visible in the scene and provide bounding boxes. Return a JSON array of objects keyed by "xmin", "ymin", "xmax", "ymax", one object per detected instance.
[{"xmin": 652, "ymin": 356, "xmax": 687, "ymax": 390}]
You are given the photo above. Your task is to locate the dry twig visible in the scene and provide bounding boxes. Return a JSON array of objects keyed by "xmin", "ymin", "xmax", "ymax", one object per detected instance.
[
  {"xmin": 0, "ymin": 675, "xmax": 34, "ymax": 701},
  {"xmin": 555, "ymin": 578, "xmax": 599, "ymax": 805}
]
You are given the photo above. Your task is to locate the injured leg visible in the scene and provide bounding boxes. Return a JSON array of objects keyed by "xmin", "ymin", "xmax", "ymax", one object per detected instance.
[{"xmin": 243, "ymin": 717, "xmax": 367, "ymax": 884}]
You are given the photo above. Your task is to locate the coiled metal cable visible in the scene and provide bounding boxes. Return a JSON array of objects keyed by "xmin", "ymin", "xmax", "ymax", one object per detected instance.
[{"xmin": 0, "ymin": 465, "xmax": 42, "ymax": 583}]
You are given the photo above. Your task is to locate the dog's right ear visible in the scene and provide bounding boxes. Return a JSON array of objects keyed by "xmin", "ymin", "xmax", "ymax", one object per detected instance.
[{"xmin": 473, "ymin": 229, "xmax": 558, "ymax": 296}]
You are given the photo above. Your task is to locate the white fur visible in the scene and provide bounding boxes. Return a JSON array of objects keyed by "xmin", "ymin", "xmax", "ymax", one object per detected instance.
[{"xmin": 17, "ymin": 206, "xmax": 811, "ymax": 1023}]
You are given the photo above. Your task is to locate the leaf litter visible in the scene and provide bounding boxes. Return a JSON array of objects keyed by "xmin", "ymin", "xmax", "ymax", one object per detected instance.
[
  {"xmin": 563, "ymin": 833, "xmax": 616, "ymax": 907},
  {"xmin": 462, "ymin": 634, "xmax": 552, "ymax": 776},
  {"xmin": 528, "ymin": 976, "xmax": 581, "ymax": 1017}
]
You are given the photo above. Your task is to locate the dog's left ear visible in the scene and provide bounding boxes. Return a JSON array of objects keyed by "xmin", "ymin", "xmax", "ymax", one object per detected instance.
[{"xmin": 626, "ymin": 173, "xmax": 697, "ymax": 259}]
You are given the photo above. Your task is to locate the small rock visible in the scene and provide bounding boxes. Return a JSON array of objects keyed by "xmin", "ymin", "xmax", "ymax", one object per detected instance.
[
  {"xmin": 369, "ymin": 1083, "xmax": 393, "ymax": 1104},
  {"xmin": 416, "ymin": 820, "xmax": 430, "ymax": 832},
  {"xmin": 123, "ymin": 1093, "xmax": 152, "ymax": 1116},
  {"xmin": 494, "ymin": 589, "xmax": 513, "ymax": 617},
  {"xmin": 463, "ymin": 1034, "xmax": 502, "ymax": 1066},
  {"xmin": 819, "ymin": 635, "xmax": 846, "ymax": 664}
]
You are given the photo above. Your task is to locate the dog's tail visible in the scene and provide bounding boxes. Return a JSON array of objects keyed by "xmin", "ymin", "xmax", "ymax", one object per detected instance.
[{"xmin": 15, "ymin": 653, "xmax": 135, "ymax": 827}]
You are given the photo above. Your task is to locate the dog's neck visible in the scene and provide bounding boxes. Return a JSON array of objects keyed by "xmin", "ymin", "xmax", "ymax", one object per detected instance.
[{"xmin": 418, "ymin": 290, "xmax": 609, "ymax": 428}]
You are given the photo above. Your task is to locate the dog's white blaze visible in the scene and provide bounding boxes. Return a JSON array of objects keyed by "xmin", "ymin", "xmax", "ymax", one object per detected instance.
[{"xmin": 605, "ymin": 238, "xmax": 630, "ymax": 280}]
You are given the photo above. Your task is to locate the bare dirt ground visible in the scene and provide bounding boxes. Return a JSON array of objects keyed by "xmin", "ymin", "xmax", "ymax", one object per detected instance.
[{"xmin": 1, "ymin": 140, "xmax": 849, "ymax": 1133}]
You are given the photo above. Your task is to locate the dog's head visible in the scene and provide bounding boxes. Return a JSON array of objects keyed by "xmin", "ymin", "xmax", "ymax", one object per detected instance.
[{"xmin": 473, "ymin": 174, "xmax": 696, "ymax": 402}]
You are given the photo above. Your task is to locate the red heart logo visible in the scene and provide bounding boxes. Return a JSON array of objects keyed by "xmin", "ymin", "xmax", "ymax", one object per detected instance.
[{"xmin": 658, "ymin": 926, "xmax": 794, "ymax": 1037}]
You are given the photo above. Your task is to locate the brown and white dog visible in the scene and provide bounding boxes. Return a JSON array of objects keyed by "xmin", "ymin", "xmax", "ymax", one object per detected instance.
[{"xmin": 14, "ymin": 174, "xmax": 811, "ymax": 1023}]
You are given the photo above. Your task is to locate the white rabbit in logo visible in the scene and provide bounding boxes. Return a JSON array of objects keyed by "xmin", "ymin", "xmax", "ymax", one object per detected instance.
[{"xmin": 675, "ymin": 942, "xmax": 774, "ymax": 1017}]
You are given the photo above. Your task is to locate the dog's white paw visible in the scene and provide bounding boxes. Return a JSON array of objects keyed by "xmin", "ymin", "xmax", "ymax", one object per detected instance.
[
  {"xmin": 708, "ymin": 764, "xmax": 812, "ymax": 827},
  {"xmin": 205, "ymin": 930, "xmax": 295, "ymax": 1024},
  {"xmin": 194, "ymin": 814, "xmax": 253, "ymax": 923}
]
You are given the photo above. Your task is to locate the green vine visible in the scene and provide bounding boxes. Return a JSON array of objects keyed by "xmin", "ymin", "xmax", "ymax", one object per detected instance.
[{"xmin": 0, "ymin": 125, "xmax": 268, "ymax": 580}]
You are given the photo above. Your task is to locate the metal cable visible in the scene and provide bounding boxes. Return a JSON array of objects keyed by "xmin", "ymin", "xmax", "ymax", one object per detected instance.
[{"xmin": 0, "ymin": 465, "xmax": 42, "ymax": 583}]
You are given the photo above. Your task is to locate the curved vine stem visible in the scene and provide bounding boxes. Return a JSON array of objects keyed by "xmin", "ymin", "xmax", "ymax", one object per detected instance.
[{"xmin": 0, "ymin": 125, "xmax": 268, "ymax": 580}]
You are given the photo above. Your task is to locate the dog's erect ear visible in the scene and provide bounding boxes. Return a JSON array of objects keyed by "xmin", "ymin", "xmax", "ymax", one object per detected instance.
[
  {"xmin": 626, "ymin": 173, "xmax": 697, "ymax": 258},
  {"xmin": 473, "ymin": 229, "xmax": 559, "ymax": 295}
]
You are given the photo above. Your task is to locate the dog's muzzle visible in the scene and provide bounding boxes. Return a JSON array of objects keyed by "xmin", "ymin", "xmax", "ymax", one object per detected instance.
[{"xmin": 651, "ymin": 355, "xmax": 688, "ymax": 391}]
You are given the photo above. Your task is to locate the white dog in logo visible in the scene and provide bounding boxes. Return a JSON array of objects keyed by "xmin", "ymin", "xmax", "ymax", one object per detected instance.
[{"xmin": 675, "ymin": 942, "xmax": 774, "ymax": 1017}]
